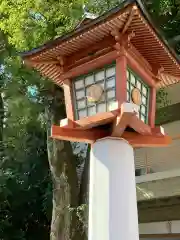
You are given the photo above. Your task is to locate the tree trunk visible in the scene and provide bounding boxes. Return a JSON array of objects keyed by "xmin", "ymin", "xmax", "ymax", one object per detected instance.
[
  {"xmin": 79, "ymin": 145, "xmax": 90, "ymax": 205},
  {"xmin": 78, "ymin": 145, "xmax": 90, "ymax": 238},
  {"xmin": 46, "ymin": 87, "xmax": 88, "ymax": 240},
  {"xmin": 0, "ymin": 91, "xmax": 4, "ymax": 157}
]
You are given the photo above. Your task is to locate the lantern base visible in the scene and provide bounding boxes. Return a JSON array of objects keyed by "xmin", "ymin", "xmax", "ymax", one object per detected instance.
[
  {"xmin": 51, "ymin": 125, "xmax": 171, "ymax": 147},
  {"xmin": 51, "ymin": 102, "xmax": 171, "ymax": 147}
]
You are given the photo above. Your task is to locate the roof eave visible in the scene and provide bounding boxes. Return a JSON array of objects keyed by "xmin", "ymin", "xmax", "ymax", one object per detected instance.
[
  {"xmin": 135, "ymin": 0, "xmax": 179, "ymax": 64},
  {"xmin": 20, "ymin": 0, "xmax": 135, "ymax": 58},
  {"xmin": 20, "ymin": 0, "xmax": 179, "ymax": 66}
]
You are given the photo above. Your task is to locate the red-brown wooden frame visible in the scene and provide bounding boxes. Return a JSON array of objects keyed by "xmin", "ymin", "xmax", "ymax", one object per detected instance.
[
  {"xmin": 148, "ymin": 87, "xmax": 156, "ymax": 128},
  {"xmin": 63, "ymin": 79, "xmax": 75, "ymax": 124},
  {"xmin": 63, "ymin": 41, "xmax": 158, "ymax": 129},
  {"xmin": 61, "ymin": 50, "xmax": 118, "ymax": 81},
  {"xmin": 126, "ymin": 48, "xmax": 157, "ymax": 127},
  {"xmin": 126, "ymin": 50, "xmax": 156, "ymax": 87},
  {"xmin": 64, "ymin": 50, "xmax": 119, "ymax": 123},
  {"xmin": 116, "ymin": 53, "xmax": 127, "ymax": 107},
  {"xmin": 51, "ymin": 124, "xmax": 171, "ymax": 147}
]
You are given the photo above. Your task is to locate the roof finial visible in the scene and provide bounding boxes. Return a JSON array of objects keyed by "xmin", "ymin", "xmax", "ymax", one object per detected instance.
[
  {"xmin": 82, "ymin": 4, "xmax": 98, "ymax": 20},
  {"xmin": 82, "ymin": 4, "xmax": 89, "ymax": 15},
  {"xmin": 74, "ymin": 3, "xmax": 98, "ymax": 29}
]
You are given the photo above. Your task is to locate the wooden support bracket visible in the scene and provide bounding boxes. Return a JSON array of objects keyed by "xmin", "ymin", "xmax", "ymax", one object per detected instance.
[
  {"xmin": 51, "ymin": 124, "xmax": 171, "ymax": 147},
  {"xmin": 111, "ymin": 102, "xmax": 138, "ymax": 137},
  {"xmin": 122, "ymin": 131, "xmax": 172, "ymax": 148},
  {"xmin": 60, "ymin": 108, "xmax": 120, "ymax": 130},
  {"xmin": 51, "ymin": 103, "xmax": 172, "ymax": 148},
  {"xmin": 112, "ymin": 31, "xmax": 135, "ymax": 52},
  {"xmin": 121, "ymin": 6, "xmax": 136, "ymax": 34},
  {"xmin": 51, "ymin": 125, "xmax": 110, "ymax": 144},
  {"xmin": 129, "ymin": 115, "xmax": 151, "ymax": 135}
]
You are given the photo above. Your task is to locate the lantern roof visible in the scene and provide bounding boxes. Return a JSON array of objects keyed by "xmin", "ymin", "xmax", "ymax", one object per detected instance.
[{"xmin": 21, "ymin": 0, "xmax": 180, "ymax": 87}]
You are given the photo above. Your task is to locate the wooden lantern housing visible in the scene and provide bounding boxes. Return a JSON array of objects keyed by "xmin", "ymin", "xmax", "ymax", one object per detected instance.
[{"xmin": 21, "ymin": 0, "xmax": 180, "ymax": 147}]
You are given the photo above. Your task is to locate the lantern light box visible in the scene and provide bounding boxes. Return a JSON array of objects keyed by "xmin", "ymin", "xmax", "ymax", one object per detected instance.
[
  {"xmin": 73, "ymin": 65, "xmax": 149, "ymax": 123},
  {"xmin": 21, "ymin": 0, "xmax": 180, "ymax": 147}
]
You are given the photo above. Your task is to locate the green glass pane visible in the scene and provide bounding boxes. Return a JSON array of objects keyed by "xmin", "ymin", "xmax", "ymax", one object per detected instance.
[
  {"xmin": 75, "ymin": 79, "xmax": 84, "ymax": 89},
  {"xmin": 127, "ymin": 91, "xmax": 130, "ymax": 102},
  {"xmin": 142, "ymin": 95, "xmax": 147, "ymax": 105},
  {"xmin": 126, "ymin": 67, "xmax": 150, "ymax": 124},
  {"xmin": 130, "ymin": 73, "xmax": 136, "ymax": 85}
]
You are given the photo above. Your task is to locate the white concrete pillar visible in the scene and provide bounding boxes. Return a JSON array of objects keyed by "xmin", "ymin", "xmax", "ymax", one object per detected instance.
[{"xmin": 88, "ymin": 137, "xmax": 139, "ymax": 240}]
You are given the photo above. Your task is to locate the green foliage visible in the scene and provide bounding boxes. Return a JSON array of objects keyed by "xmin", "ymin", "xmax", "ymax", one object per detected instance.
[
  {"xmin": 0, "ymin": 32, "xmax": 52, "ymax": 240},
  {"xmin": 156, "ymin": 88, "xmax": 171, "ymax": 108},
  {"xmin": 0, "ymin": 0, "xmax": 84, "ymax": 51},
  {"xmin": 76, "ymin": 204, "xmax": 88, "ymax": 231},
  {"xmin": 156, "ymin": 88, "xmax": 171, "ymax": 125},
  {"xmin": 145, "ymin": 0, "xmax": 180, "ymax": 53},
  {"xmin": 0, "ymin": 119, "xmax": 52, "ymax": 239},
  {"xmin": 87, "ymin": 0, "xmax": 119, "ymax": 14}
]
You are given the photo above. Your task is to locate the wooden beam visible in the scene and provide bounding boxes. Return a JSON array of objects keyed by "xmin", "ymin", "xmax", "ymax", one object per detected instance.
[
  {"xmin": 148, "ymin": 87, "xmax": 156, "ymax": 128},
  {"xmin": 129, "ymin": 115, "xmax": 152, "ymax": 135},
  {"xmin": 67, "ymin": 47, "xmax": 113, "ymax": 70},
  {"xmin": 128, "ymin": 43, "xmax": 152, "ymax": 71},
  {"xmin": 122, "ymin": 131, "xmax": 172, "ymax": 148},
  {"xmin": 113, "ymin": 37, "xmax": 154, "ymax": 88},
  {"xmin": 57, "ymin": 56, "xmax": 66, "ymax": 67},
  {"xmin": 51, "ymin": 124, "xmax": 171, "ymax": 146},
  {"xmin": 116, "ymin": 52, "xmax": 127, "ymax": 106},
  {"xmin": 152, "ymin": 64, "xmax": 164, "ymax": 77},
  {"xmin": 59, "ymin": 109, "xmax": 120, "ymax": 130},
  {"xmin": 126, "ymin": 49, "xmax": 156, "ymax": 87},
  {"xmin": 52, "ymin": 127, "xmax": 172, "ymax": 147},
  {"xmin": 112, "ymin": 112, "xmax": 134, "ymax": 137},
  {"xmin": 63, "ymin": 79, "xmax": 75, "ymax": 122},
  {"xmin": 111, "ymin": 27, "xmax": 122, "ymax": 42},
  {"xmin": 112, "ymin": 102, "xmax": 137, "ymax": 137},
  {"xmin": 60, "ymin": 118, "xmax": 75, "ymax": 128},
  {"xmin": 122, "ymin": 6, "xmax": 136, "ymax": 34},
  {"xmin": 59, "ymin": 50, "xmax": 118, "ymax": 82},
  {"xmin": 51, "ymin": 125, "xmax": 110, "ymax": 143},
  {"xmin": 67, "ymin": 36, "xmax": 115, "ymax": 67},
  {"xmin": 75, "ymin": 109, "xmax": 120, "ymax": 129},
  {"xmin": 152, "ymin": 126, "xmax": 165, "ymax": 136},
  {"xmin": 112, "ymin": 32, "xmax": 135, "ymax": 50}
]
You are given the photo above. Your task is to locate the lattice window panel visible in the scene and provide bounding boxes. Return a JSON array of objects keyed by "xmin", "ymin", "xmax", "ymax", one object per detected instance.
[
  {"xmin": 73, "ymin": 64, "xmax": 116, "ymax": 120},
  {"xmin": 126, "ymin": 68, "xmax": 150, "ymax": 123}
]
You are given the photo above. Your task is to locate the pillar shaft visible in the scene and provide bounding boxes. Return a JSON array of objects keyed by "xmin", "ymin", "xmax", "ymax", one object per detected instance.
[{"xmin": 88, "ymin": 137, "xmax": 139, "ymax": 240}]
